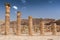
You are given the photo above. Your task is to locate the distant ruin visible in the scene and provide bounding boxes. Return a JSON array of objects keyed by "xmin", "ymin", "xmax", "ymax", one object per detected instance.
[{"xmin": 0, "ymin": 3, "xmax": 60, "ymax": 36}]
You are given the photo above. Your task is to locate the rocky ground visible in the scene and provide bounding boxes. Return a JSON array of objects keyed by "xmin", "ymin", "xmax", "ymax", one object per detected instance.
[
  {"xmin": 0, "ymin": 35, "xmax": 59, "ymax": 40},
  {"xmin": 0, "ymin": 32, "xmax": 59, "ymax": 40}
]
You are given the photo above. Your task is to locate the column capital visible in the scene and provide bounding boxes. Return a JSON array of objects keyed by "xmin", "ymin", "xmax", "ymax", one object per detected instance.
[
  {"xmin": 5, "ymin": 3, "xmax": 10, "ymax": 7},
  {"xmin": 17, "ymin": 11, "xmax": 21, "ymax": 16},
  {"xmin": 28, "ymin": 16, "xmax": 32, "ymax": 19}
]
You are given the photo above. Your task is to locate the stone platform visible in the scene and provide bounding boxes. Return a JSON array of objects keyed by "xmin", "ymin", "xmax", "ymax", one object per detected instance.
[{"xmin": 0, "ymin": 35, "xmax": 59, "ymax": 40}]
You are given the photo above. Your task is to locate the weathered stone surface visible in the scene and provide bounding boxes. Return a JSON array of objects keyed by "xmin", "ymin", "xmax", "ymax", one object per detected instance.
[
  {"xmin": 40, "ymin": 20, "xmax": 45, "ymax": 35},
  {"xmin": 16, "ymin": 11, "xmax": 21, "ymax": 35},
  {"xmin": 5, "ymin": 3, "xmax": 10, "ymax": 35},
  {"xmin": 51, "ymin": 23, "xmax": 57, "ymax": 35},
  {"xmin": 28, "ymin": 16, "xmax": 33, "ymax": 36}
]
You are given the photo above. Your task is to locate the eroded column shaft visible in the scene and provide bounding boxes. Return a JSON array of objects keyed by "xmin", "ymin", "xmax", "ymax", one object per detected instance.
[
  {"xmin": 51, "ymin": 23, "xmax": 57, "ymax": 35},
  {"xmin": 40, "ymin": 20, "xmax": 45, "ymax": 35},
  {"xmin": 16, "ymin": 11, "xmax": 21, "ymax": 35},
  {"xmin": 28, "ymin": 16, "xmax": 33, "ymax": 36},
  {"xmin": 5, "ymin": 3, "xmax": 10, "ymax": 35},
  {"xmin": 13, "ymin": 23, "xmax": 16, "ymax": 34}
]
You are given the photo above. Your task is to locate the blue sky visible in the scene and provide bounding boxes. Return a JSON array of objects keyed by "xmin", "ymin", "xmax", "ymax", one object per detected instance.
[{"xmin": 0, "ymin": 0, "xmax": 60, "ymax": 21}]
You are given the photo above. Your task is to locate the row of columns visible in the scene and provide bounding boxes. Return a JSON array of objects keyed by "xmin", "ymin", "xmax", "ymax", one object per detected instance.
[{"xmin": 5, "ymin": 3, "xmax": 57, "ymax": 35}]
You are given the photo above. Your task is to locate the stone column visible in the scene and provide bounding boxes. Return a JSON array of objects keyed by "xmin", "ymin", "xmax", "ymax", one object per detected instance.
[
  {"xmin": 5, "ymin": 3, "xmax": 10, "ymax": 35},
  {"xmin": 13, "ymin": 22, "xmax": 16, "ymax": 34},
  {"xmin": 40, "ymin": 20, "xmax": 45, "ymax": 35},
  {"xmin": 51, "ymin": 23, "xmax": 57, "ymax": 35},
  {"xmin": 28, "ymin": 16, "xmax": 33, "ymax": 36},
  {"xmin": 16, "ymin": 11, "xmax": 21, "ymax": 35},
  {"xmin": 34, "ymin": 25, "xmax": 36, "ymax": 32}
]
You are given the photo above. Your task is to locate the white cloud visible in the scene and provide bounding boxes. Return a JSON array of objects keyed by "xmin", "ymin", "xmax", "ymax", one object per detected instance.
[
  {"xmin": 13, "ymin": 6, "xmax": 18, "ymax": 10},
  {"xmin": 21, "ymin": 0, "xmax": 26, "ymax": 3},
  {"xmin": 22, "ymin": 6, "xmax": 26, "ymax": 10},
  {"xmin": 48, "ymin": 0, "xmax": 55, "ymax": 4},
  {"xmin": 49, "ymin": 1, "xmax": 53, "ymax": 4}
]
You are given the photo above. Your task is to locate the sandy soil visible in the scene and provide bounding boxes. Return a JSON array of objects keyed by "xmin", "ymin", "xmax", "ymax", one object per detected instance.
[
  {"xmin": 0, "ymin": 35, "xmax": 59, "ymax": 40},
  {"xmin": 0, "ymin": 32, "xmax": 59, "ymax": 40}
]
